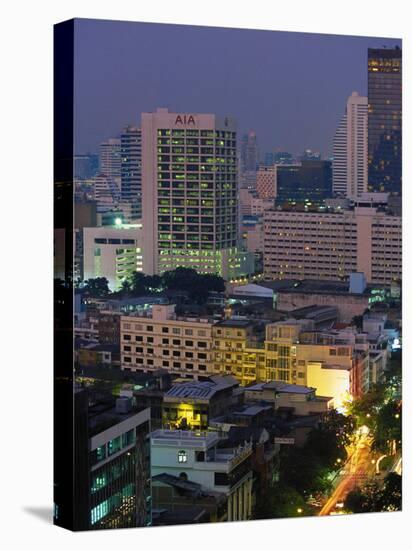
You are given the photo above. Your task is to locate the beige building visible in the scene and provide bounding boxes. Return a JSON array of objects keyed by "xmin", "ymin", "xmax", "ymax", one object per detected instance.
[
  {"xmin": 256, "ymin": 166, "xmax": 277, "ymax": 199},
  {"xmin": 121, "ymin": 304, "xmax": 214, "ymax": 379},
  {"xmin": 264, "ymin": 207, "xmax": 401, "ymax": 284}
]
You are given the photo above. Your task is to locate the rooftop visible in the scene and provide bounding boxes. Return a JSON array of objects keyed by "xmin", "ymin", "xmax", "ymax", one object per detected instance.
[
  {"xmin": 247, "ymin": 381, "xmax": 315, "ymax": 394},
  {"xmin": 214, "ymin": 318, "xmax": 254, "ymax": 328},
  {"xmin": 165, "ymin": 375, "xmax": 239, "ymax": 400}
]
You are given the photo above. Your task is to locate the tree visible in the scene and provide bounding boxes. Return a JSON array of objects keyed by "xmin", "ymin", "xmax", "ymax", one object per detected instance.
[
  {"xmin": 345, "ymin": 473, "xmax": 402, "ymax": 513},
  {"xmin": 254, "ymin": 482, "xmax": 309, "ymax": 519},
  {"xmin": 373, "ymin": 401, "xmax": 402, "ymax": 453},
  {"xmin": 83, "ymin": 277, "xmax": 110, "ymax": 297}
]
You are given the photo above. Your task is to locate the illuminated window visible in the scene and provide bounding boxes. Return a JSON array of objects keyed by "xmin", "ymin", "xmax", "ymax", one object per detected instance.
[{"xmin": 178, "ymin": 450, "xmax": 187, "ymax": 463}]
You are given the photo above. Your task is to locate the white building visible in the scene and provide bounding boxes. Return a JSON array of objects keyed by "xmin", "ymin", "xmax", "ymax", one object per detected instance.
[
  {"xmin": 333, "ymin": 91, "xmax": 368, "ymax": 199},
  {"xmin": 141, "ymin": 108, "xmax": 253, "ymax": 279},
  {"xmin": 83, "ymin": 223, "xmax": 143, "ymax": 291},
  {"xmin": 150, "ymin": 429, "xmax": 253, "ymax": 521}
]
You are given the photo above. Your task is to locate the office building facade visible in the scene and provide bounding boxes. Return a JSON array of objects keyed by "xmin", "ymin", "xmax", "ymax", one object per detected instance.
[
  {"xmin": 99, "ymin": 139, "xmax": 121, "ymax": 179},
  {"xmin": 141, "ymin": 109, "xmax": 253, "ymax": 278},
  {"xmin": 276, "ymin": 160, "xmax": 332, "ymax": 205},
  {"xmin": 368, "ymin": 47, "xmax": 402, "ymax": 195},
  {"xmin": 121, "ymin": 126, "xmax": 142, "ymax": 217}
]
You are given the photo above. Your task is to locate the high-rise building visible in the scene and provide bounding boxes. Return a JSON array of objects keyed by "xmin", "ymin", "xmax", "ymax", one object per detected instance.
[
  {"xmin": 263, "ymin": 206, "xmax": 401, "ymax": 284},
  {"xmin": 300, "ymin": 149, "xmax": 321, "ymax": 161},
  {"xmin": 240, "ymin": 131, "xmax": 258, "ymax": 173},
  {"xmin": 333, "ymin": 92, "xmax": 368, "ymax": 199},
  {"xmin": 99, "ymin": 139, "xmax": 121, "ymax": 179},
  {"xmin": 256, "ymin": 166, "xmax": 277, "ymax": 198},
  {"xmin": 121, "ymin": 126, "xmax": 142, "ymax": 217},
  {"xmin": 276, "ymin": 160, "xmax": 332, "ymax": 205},
  {"xmin": 141, "ymin": 108, "xmax": 253, "ymax": 278},
  {"xmin": 368, "ymin": 47, "xmax": 402, "ymax": 195}
]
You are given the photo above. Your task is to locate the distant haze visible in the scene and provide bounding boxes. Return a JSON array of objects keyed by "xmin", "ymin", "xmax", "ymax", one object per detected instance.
[{"xmin": 74, "ymin": 18, "xmax": 401, "ymax": 158}]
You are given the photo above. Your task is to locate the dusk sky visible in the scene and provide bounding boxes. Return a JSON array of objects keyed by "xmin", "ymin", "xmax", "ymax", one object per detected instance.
[{"xmin": 74, "ymin": 18, "xmax": 401, "ymax": 158}]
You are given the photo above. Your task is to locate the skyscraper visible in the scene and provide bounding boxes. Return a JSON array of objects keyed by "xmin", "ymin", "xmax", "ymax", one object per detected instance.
[
  {"xmin": 240, "ymin": 131, "xmax": 258, "ymax": 173},
  {"xmin": 99, "ymin": 139, "xmax": 121, "ymax": 179},
  {"xmin": 121, "ymin": 126, "xmax": 142, "ymax": 217},
  {"xmin": 368, "ymin": 47, "xmax": 402, "ymax": 195},
  {"xmin": 333, "ymin": 92, "xmax": 368, "ymax": 199},
  {"xmin": 141, "ymin": 108, "xmax": 253, "ymax": 278}
]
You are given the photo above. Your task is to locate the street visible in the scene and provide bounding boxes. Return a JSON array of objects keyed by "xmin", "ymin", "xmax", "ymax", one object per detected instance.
[{"xmin": 318, "ymin": 435, "xmax": 375, "ymax": 516}]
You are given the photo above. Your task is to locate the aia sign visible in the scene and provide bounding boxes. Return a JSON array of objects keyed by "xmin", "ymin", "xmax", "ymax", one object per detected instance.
[{"xmin": 175, "ymin": 115, "xmax": 196, "ymax": 125}]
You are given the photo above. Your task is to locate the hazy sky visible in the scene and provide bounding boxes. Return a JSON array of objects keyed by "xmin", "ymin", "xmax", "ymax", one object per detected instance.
[{"xmin": 73, "ymin": 18, "xmax": 401, "ymax": 158}]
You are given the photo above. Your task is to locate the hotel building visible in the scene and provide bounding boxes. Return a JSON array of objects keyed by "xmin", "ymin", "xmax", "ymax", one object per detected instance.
[
  {"xmin": 141, "ymin": 108, "xmax": 253, "ymax": 279},
  {"xmin": 263, "ymin": 206, "xmax": 401, "ymax": 284}
]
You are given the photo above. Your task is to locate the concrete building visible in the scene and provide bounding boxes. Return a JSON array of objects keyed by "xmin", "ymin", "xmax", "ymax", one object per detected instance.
[
  {"xmin": 150, "ymin": 429, "xmax": 253, "ymax": 521},
  {"xmin": 81, "ymin": 391, "xmax": 152, "ymax": 529},
  {"xmin": 333, "ymin": 92, "xmax": 368, "ymax": 199},
  {"xmin": 256, "ymin": 166, "xmax": 277, "ymax": 198},
  {"xmin": 121, "ymin": 304, "xmax": 215, "ymax": 379},
  {"xmin": 240, "ymin": 131, "xmax": 258, "ymax": 173},
  {"xmin": 239, "ymin": 188, "xmax": 274, "ymax": 217},
  {"xmin": 99, "ymin": 138, "xmax": 121, "ymax": 179},
  {"xmin": 121, "ymin": 126, "xmax": 142, "ymax": 217},
  {"xmin": 275, "ymin": 279, "xmax": 372, "ymax": 323},
  {"xmin": 263, "ymin": 207, "xmax": 401, "ymax": 284},
  {"xmin": 162, "ymin": 376, "xmax": 240, "ymax": 430},
  {"xmin": 83, "ymin": 223, "xmax": 143, "ymax": 291},
  {"xmin": 244, "ymin": 381, "xmax": 332, "ymax": 415},
  {"xmin": 212, "ymin": 318, "xmax": 266, "ymax": 385},
  {"xmin": 141, "ymin": 108, "xmax": 253, "ymax": 279}
]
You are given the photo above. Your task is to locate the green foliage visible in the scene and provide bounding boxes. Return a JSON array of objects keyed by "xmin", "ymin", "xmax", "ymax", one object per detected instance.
[
  {"xmin": 345, "ymin": 473, "xmax": 402, "ymax": 513},
  {"xmin": 254, "ymin": 482, "xmax": 309, "ymax": 519},
  {"xmin": 83, "ymin": 277, "xmax": 110, "ymax": 297}
]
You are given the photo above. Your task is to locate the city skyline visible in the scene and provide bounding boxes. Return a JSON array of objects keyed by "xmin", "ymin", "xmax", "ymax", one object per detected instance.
[{"xmin": 74, "ymin": 19, "xmax": 400, "ymax": 157}]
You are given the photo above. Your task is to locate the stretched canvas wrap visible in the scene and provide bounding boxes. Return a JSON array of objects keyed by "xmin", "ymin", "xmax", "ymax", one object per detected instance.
[{"xmin": 54, "ymin": 18, "xmax": 402, "ymax": 531}]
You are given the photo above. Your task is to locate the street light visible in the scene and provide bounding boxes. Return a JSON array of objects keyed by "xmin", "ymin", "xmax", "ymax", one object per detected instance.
[{"xmin": 297, "ymin": 508, "xmax": 303, "ymax": 514}]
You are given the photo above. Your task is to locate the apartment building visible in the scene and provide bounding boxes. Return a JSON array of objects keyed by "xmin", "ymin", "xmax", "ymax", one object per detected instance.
[
  {"xmin": 151, "ymin": 430, "xmax": 253, "ymax": 521},
  {"xmin": 264, "ymin": 206, "xmax": 401, "ymax": 284},
  {"xmin": 121, "ymin": 304, "xmax": 214, "ymax": 379}
]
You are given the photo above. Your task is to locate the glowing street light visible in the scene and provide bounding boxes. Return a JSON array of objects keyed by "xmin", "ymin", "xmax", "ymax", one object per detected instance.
[
  {"xmin": 115, "ymin": 217, "xmax": 122, "ymax": 226},
  {"xmin": 297, "ymin": 508, "xmax": 303, "ymax": 514}
]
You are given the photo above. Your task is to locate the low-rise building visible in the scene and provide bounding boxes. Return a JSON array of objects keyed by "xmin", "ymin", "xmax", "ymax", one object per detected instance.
[
  {"xmin": 162, "ymin": 376, "xmax": 240, "ymax": 430},
  {"xmin": 151, "ymin": 429, "xmax": 253, "ymax": 521},
  {"xmin": 121, "ymin": 304, "xmax": 214, "ymax": 379},
  {"xmin": 244, "ymin": 381, "xmax": 332, "ymax": 416}
]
